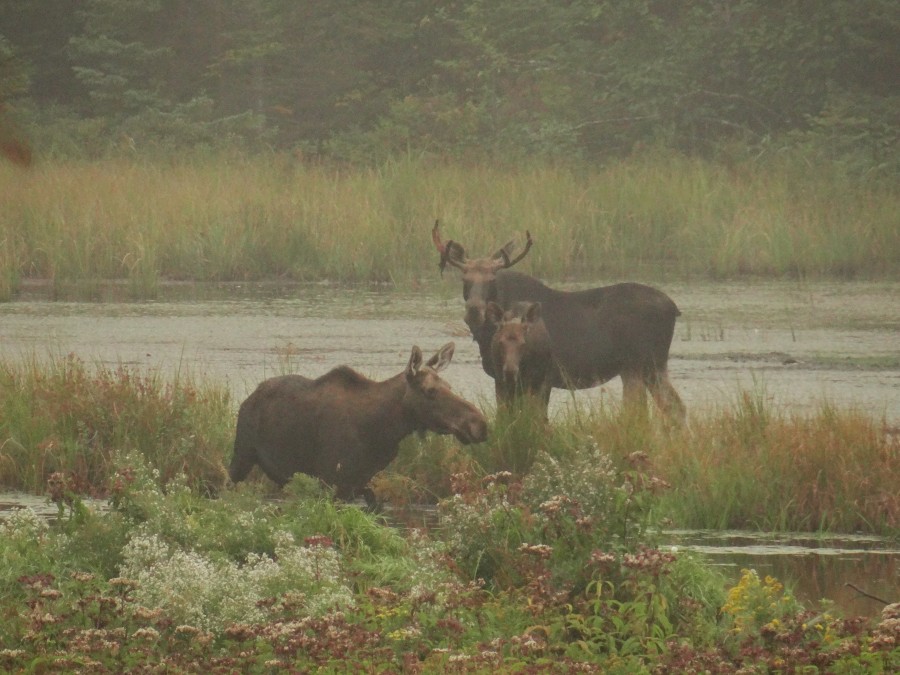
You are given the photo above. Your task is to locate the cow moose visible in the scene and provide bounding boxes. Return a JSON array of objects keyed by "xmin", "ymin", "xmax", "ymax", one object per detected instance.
[
  {"xmin": 432, "ymin": 221, "xmax": 686, "ymax": 423},
  {"xmin": 486, "ymin": 301, "xmax": 554, "ymax": 414},
  {"xmin": 229, "ymin": 342, "xmax": 488, "ymax": 505}
]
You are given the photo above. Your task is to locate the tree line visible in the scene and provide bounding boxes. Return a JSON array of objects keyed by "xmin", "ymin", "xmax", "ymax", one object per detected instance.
[{"xmin": 1, "ymin": 0, "xmax": 898, "ymax": 173}]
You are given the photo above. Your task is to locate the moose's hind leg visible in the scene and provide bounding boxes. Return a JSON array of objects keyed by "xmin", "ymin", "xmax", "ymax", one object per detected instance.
[
  {"xmin": 621, "ymin": 370, "xmax": 650, "ymax": 419},
  {"xmin": 645, "ymin": 369, "xmax": 686, "ymax": 426}
]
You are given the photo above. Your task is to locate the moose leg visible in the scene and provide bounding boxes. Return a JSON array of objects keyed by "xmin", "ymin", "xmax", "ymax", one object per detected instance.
[
  {"xmin": 644, "ymin": 369, "xmax": 687, "ymax": 426},
  {"xmin": 621, "ymin": 371, "xmax": 649, "ymax": 419},
  {"xmin": 539, "ymin": 383, "xmax": 552, "ymax": 421},
  {"xmin": 228, "ymin": 446, "xmax": 257, "ymax": 484},
  {"xmin": 230, "ymin": 406, "xmax": 263, "ymax": 484}
]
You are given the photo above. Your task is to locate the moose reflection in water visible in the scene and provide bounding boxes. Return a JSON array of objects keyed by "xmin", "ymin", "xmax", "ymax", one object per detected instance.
[
  {"xmin": 432, "ymin": 221, "xmax": 686, "ymax": 423},
  {"xmin": 229, "ymin": 342, "xmax": 487, "ymax": 505}
]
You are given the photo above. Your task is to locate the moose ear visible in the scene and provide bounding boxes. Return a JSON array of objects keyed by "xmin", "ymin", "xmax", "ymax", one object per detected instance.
[
  {"xmin": 445, "ymin": 241, "xmax": 466, "ymax": 264},
  {"xmin": 432, "ymin": 220, "xmax": 467, "ymax": 274},
  {"xmin": 406, "ymin": 345, "xmax": 424, "ymax": 379},
  {"xmin": 439, "ymin": 241, "xmax": 467, "ymax": 276},
  {"xmin": 425, "ymin": 342, "xmax": 455, "ymax": 372}
]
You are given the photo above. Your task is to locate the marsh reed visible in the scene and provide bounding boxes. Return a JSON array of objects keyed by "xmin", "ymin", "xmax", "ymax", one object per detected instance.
[
  {"xmin": 649, "ymin": 394, "xmax": 900, "ymax": 534},
  {"xmin": 2, "ymin": 353, "xmax": 897, "ymax": 535},
  {"xmin": 2, "ymin": 152, "xmax": 897, "ymax": 299},
  {"xmin": 0, "ymin": 353, "xmax": 232, "ymax": 494}
]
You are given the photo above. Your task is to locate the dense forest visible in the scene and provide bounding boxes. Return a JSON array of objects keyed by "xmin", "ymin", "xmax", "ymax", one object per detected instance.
[{"xmin": 1, "ymin": 0, "xmax": 899, "ymax": 173}]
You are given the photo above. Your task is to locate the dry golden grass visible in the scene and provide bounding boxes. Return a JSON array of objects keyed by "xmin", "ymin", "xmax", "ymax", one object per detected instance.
[
  {"xmin": 648, "ymin": 395, "xmax": 900, "ymax": 533},
  {"xmin": 1, "ymin": 152, "xmax": 897, "ymax": 299}
]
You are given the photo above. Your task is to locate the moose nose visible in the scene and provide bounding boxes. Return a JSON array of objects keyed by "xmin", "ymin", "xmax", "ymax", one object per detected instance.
[
  {"xmin": 468, "ymin": 415, "xmax": 489, "ymax": 443},
  {"xmin": 464, "ymin": 303, "xmax": 485, "ymax": 331}
]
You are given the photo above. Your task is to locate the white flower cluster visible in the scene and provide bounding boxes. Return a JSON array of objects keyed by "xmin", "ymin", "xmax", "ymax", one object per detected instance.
[
  {"xmin": 524, "ymin": 445, "xmax": 618, "ymax": 519},
  {"xmin": 0, "ymin": 507, "xmax": 49, "ymax": 540},
  {"xmin": 121, "ymin": 532, "xmax": 260, "ymax": 632},
  {"xmin": 245, "ymin": 531, "xmax": 354, "ymax": 615},
  {"xmin": 233, "ymin": 511, "xmax": 260, "ymax": 531},
  {"xmin": 403, "ymin": 529, "xmax": 457, "ymax": 602},
  {"xmin": 439, "ymin": 491, "xmax": 511, "ymax": 556},
  {"xmin": 119, "ymin": 529, "xmax": 355, "ymax": 633}
]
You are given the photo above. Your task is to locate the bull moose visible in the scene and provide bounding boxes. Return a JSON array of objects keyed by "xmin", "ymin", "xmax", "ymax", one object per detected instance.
[
  {"xmin": 432, "ymin": 221, "xmax": 686, "ymax": 423},
  {"xmin": 229, "ymin": 342, "xmax": 488, "ymax": 504},
  {"xmin": 486, "ymin": 301, "xmax": 554, "ymax": 413}
]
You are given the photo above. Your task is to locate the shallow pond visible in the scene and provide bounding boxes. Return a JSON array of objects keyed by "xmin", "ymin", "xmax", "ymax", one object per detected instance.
[
  {"xmin": 662, "ymin": 530, "xmax": 900, "ymax": 619},
  {"xmin": 1, "ymin": 279, "xmax": 899, "ymax": 421},
  {"xmin": 1, "ymin": 279, "xmax": 899, "ymax": 617}
]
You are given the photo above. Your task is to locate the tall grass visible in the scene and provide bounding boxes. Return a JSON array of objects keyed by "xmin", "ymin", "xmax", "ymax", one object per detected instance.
[
  {"xmin": 0, "ymin": 353, "xmax": 232, "ymax": 494},
  {"xmin": 648, "ymin": 394, "xmax": 900, "ymax": 534},
  {"xmin": 1, "ymin": 352, "xmax": 897, "ymax": 535},
  {"xmin": 1, "ymin": 151, "xmax": 897, "ymax": 297},
  {"xmin": 389, "ymin": 391, "xmax": 900, "ymax": 536}
]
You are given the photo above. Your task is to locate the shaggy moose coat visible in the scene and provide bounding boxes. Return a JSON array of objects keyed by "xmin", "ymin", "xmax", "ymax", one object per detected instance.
[
  {"xmin": 433, "ymin": 222, "xmax": 686, "ymax": 422},
  {"xmin": 229, "ymin": 343, "xmax": 487, "ymax": 501}
]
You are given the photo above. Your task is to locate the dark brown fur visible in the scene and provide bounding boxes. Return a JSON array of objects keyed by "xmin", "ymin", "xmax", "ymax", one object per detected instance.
[
  {"xmin": 229, "ymin": 343, "xmax": 487, "ymax": 501},
  {"xmin": 433, "ymin": 222, "xmax": 686, "ymax": 423},
  {"xmin": 487, "ymin": 301, "xmax": 554, "ymax": 414}
]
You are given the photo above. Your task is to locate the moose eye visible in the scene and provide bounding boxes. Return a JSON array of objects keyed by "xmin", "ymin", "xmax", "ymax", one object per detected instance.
[{"xmin": 424, "ymin": 386, "xmax": 438, "ymax": 400}]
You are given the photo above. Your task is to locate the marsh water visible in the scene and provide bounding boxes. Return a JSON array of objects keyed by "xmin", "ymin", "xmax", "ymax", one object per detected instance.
[
  {"xmin": 2, "ymin": 279, "xmax": 898, "ymax": 419},
  {"xmin": 1, "ymin": 278, "xmax": 899, "ymax": 616}
]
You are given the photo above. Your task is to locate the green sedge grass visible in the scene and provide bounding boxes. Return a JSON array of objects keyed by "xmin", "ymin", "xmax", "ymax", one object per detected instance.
[
  {"xmin": 2, "ymin": 151, "xmax": 897, "ymax": 300},
  {"xmin": 1, "ymin": 350, "xmax": 897, "ymax": 535}
]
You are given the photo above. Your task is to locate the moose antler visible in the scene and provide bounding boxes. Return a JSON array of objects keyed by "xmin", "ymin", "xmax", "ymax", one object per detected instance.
[
  {"xmin": 432, "ymin": 220, "xmax": 467, "ymax": 275},
  {"xmin": 498, "ymin": 230, "xmax": 533, "ymax": 269},
  {"xmin": 431, "ymin": 220, "xmax": 447, "ymax": 255},
  {"xmin": 433, "ymin": 220, "xmax": 532, "ymax": 274}
]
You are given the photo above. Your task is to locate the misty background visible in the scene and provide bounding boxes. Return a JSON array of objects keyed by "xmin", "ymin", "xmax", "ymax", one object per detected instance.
[{"xmin": 1, "ymin": 1, "xmax": 897, "ymax": 173}]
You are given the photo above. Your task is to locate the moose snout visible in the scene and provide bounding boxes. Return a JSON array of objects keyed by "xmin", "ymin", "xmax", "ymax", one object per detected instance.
[
  {"xmin": 457, "ymin": 410, "xmax": 489, "ymax": 444},
  {"xmin": 464, "ymin": 303, "xmax": 485, "ymax": 332}
]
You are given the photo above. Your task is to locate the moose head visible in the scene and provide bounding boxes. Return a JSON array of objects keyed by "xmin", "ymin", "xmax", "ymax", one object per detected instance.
[{"xmin": 431, "ymin": 220, "xmax": 533, "ymax": 332}]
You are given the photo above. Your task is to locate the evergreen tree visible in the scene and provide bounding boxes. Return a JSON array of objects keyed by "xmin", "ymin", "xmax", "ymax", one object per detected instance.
[
  {"xmin": 0, "ymin": 33, "xmax": 32, "ymax": 165},
  {"xmin": 0, "ymin": 0, "xmax": 894, "ymax": 167}
]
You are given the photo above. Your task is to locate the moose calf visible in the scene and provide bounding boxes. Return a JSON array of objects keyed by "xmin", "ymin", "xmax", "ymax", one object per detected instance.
[{"xmin": 487, "ymin": 301, "xmax": 554, "ymax": 415}]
